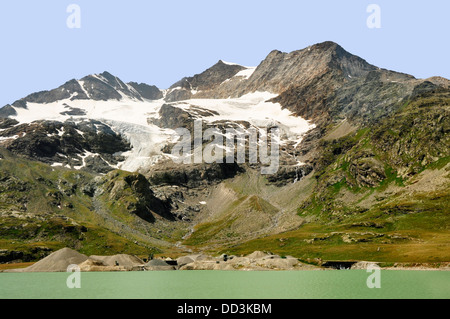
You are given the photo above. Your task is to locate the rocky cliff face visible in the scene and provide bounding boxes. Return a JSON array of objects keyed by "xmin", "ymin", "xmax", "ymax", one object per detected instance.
[
  {"xmin": 267, "ymin": 44, "xmax": 440, "ymax": 127},
  {"xmin": 164, "ymin": 41, "xmax": 445, "ymax": 128},
  {"xmin": 0, "ymin": 118, "xmax": 130, "ymax": 173},
  {"xmin": 166, "ymin": 60, "xmax": 246, "ymax": 102}
]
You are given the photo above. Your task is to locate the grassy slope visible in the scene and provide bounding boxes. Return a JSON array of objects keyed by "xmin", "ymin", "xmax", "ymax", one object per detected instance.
[
  {"xmin": 0, "ymin": 149, "xmax": 163, "ymax": 259},
  {"xmin": 217, "ymin": 91, "xmax": 450, "ymax": 263}
]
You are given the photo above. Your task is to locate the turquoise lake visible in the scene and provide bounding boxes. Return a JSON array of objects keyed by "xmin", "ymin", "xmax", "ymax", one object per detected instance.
[{"xmin": 0, "ymin": 270, "xmax": 449, "ymax": 299}]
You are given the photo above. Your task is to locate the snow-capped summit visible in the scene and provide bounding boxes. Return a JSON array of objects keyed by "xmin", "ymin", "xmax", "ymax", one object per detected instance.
[
  {"xmin": 1, "ymin": 41, "xmax": 445, "ymax": 177},
  {"xmin": 0, "ymin": 66, "xmax": 314, "ymax": 175},
  {"xmin": 0, "ymin": 71, "xmax": 164, "ymax": 118}
]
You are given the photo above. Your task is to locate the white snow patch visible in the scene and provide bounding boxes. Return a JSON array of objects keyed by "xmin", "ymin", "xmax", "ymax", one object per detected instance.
[
  {"xmin": 10, "ymin": 96, "xmax": 172, "ymax": 171},
  {"xmin": 221, "ymin": 60, "xmax": 241, "ymax": 66},
  {"xmin": 78, "ymin": 80, "xmax": 91, "ymax": 99},
  {"xmin": 0, "ymin": 135, "xmax": 19, "ymax": 141},
  {"xmin": 103, "ymin": 119, "xmax": 176, "ymax": 172},
  {"xmin": 234, "ymin": 67, "xmax": 256, "ymax": 79},
  {"xmin": 73, "ymin": 150, "xmax": 97, "ymax": 170},
  {"xmin": 174, "ymin": 91, "xmax": 315, "ymax": 143},
  {"xmin": 12, "ymin": 96, "xmax": 165, "ymax": 127}
]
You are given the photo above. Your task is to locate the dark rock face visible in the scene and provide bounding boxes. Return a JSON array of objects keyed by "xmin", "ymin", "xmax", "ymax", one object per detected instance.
[
  {"xmin": 11, "ymin": 100, "xmax": 28, "ymax": 109},
  {"xmin": 59, "ymin": 106, "xmax": 87, "ymax": 116},
  {"xmin": 150, "ymin": 104, "xmax": 194, "ymax": 130},
  {"xmin": 326, "ymin": 70, "xmax": 422, "ymax": 124},
  {"xmin": 165, "ymin": 89, "xmax": 192, "ymax": 102},
  {"xmin": 0, "ymin": 250, "xmax": 24, "ymax": 263},
  {"xmin": 266, "ymin": 165, "xmax": 313, "ymax": 187},
  {"xmin": 8, "ymin": 79, "xmax": 90, "ymax": 107},
  {"xmin": 0, "ymin": 105, "xmax": 18, "ymax": 117},
  {"xmin": 124, "ymin": 173, "xmax": 174, "ymax": 221},
  {"xmin": 269, "ymin": 71, "xmax": 337, "ymax": 123},
  {"xmin": 348, "ymin": 157, "xmax": 386, "ymax": 188},
  {"xmin": 0, "ymin": 120, "xmax": 131, "ymax": 173},
  {"xmin": 0, "ymin": 248, "xmax": 52, "ymax": 263},
  {"xmin": 78, "ymin": 71, "xmax": 154, "ymax": 101},
  {"xmin": 165, "ymin": 60, "xmax": 246, "ymax": 102},
  {"xmin": 77, "ymin": 73, "xmax": 123, "ymax": 101},
  {"xmin": 266, "ymin": 45, "xmax": 415, "ymax": 124},
  {"xmin": 170, "ymin": 60, "xmax": 246, "ymax": 91},
  {"xmin": 128, "ymin": 82, "xmax": 163, "ymax": 100},
  {"xmin": 101, "ymin": 171, "xmax": 174, "ymax": 222},
  {"xmin": 244, "ymin": 42, "xmax": 375, "ymax": 95},
  {"xmin": 147, "ymin": 162, "xmax": 242, "ymax": 188},
  {"xmin": 0, "ymin": 118, "xmax": 19, "ymax": 129}
]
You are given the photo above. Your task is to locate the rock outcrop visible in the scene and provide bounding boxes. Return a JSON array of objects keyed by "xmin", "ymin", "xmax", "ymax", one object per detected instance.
[{"xmin": 0, "ymin": 119, "xmax": 131, "ymax": 173}]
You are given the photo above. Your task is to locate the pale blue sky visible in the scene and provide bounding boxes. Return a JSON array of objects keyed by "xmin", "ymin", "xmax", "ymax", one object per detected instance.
[{"xmin": 0, "ymin": 0, "xmax": 449, "ymax": 106}]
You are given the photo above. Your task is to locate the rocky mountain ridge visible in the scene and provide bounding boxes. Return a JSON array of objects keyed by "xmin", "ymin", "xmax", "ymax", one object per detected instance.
[{"xmin": 0, "ymin": 41, "xmax": 449, "ymax": 264}]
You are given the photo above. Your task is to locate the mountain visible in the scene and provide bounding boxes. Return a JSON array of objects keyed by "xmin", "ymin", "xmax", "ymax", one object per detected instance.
[
  {"xmin": 165, "ymin": 60, "xmax": 247, "ymax": 102},
  {"xmin": 0, "ymin": 41, "xmax": 449, "ymax": 265}
]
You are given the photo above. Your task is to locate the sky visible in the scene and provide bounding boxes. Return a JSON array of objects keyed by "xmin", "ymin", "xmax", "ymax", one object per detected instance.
[{"xmin": 0, "ymin": 0, "xmax": 449, "ymax": 107}]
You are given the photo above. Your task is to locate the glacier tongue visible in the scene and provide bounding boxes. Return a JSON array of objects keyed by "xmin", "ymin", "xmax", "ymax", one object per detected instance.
[{"xmin": 102, "ymin": 119, "xmax": 175, "ymax": 172}]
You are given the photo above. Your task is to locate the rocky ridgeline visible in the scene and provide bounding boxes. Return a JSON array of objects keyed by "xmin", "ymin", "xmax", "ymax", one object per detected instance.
[{"xmin": 0, "ymin": 72, "xmax": 163, "ymax": 118}]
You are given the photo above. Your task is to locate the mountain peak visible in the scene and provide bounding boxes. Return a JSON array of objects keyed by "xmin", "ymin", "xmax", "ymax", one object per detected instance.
[
  {"xmin": 99, "ymin": 70, "xmax": 115, "ymax": 78},
  {"xmin": 218, "ymin": 60, "xmax": 243, "ymax": 67},
  {"xmin": 168, "ymin": 59, "xmax": 246, "ymax": 92},
  {"xmin": 0, "ymin": 71, "xmax": 164, "ymax": 110},
  {"xmin": 218, "ymin": 41, "xmax": 363, "ymax": 96},
  {"xmin": 309, "ymin": 40, "xmax": 341, "ymax": 50}
]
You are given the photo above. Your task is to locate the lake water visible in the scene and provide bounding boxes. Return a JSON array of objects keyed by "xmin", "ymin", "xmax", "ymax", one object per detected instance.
[{"xmin": 0, "ymin": 270, "xmax": 449, "ymax": 299}]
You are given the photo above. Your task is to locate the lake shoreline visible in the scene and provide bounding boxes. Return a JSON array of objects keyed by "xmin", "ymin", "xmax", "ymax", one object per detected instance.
[{"xmin": 1, "ymin": 247, "xmax": 449, "ymax": 273}]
